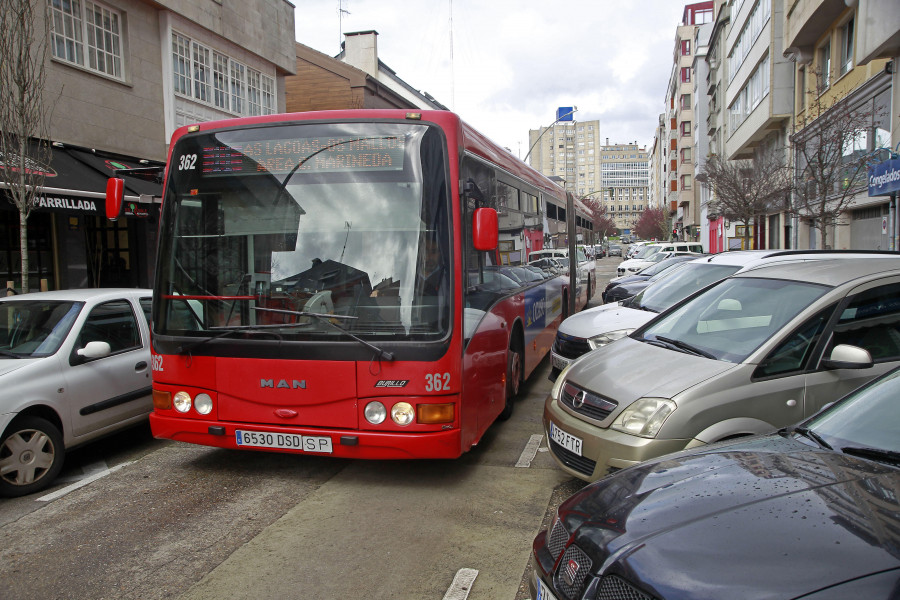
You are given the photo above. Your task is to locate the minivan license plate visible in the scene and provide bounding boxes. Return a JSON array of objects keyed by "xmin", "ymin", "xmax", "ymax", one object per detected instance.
[
  {"xmin": 549, "ymin": 421, "xmax": 583, "ymax": 456},
  {"xmin": 236, "ymin": 430, "xmax": 333, "ymax": 453}
]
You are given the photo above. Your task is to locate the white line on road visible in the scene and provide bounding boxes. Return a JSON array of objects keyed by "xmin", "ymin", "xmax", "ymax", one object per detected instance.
[
  {"xmin": 36, "ymin": 461, "xmax": 135, "ymax": 502},
  {"xmin": 442, "ymin": 568, "xmax": 478, "ymax": 600},
  {"xmin": 516, "ymin": 434, "xmax": 544, "ymax": 468}
]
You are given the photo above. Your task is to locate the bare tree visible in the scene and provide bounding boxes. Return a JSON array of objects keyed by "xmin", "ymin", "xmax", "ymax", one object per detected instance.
[
  {"xmin": 580, "ymin": 196, "xmax": 617, "ymax": 240},
  {"xmin": 789, "ymin": 70, "xmax": 882, "ymax": 249},
  {"xmin": 0, "ymin": 0, "xmax": 54, "ymax": 292},
  {"xmin": 634, "ymin": 207, "xmax": 670, "ymax": 241},
  {"xmin": 700, "ymin": 147, "xmax": 792, "ymax": 250}
]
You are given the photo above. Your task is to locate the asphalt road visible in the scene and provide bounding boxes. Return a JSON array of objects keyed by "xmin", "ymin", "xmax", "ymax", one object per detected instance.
[{"xmin": 0, "ymin": 256, "xmax": 621, "ymax": 600}]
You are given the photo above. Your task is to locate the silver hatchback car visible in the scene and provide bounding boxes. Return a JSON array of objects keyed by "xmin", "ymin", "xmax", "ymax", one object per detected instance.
[
  {"xmin": 546, "ymin": 258, "xmax": 900, "ymax": 481},
  {"xmin": 0, "ymin": 289, "xmax": 153, "ymax": 496}
]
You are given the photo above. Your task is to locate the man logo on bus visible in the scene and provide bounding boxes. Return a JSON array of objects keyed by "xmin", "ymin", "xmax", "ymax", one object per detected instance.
[{"xmin": 260, "ymin": 379, "xmax": 307, "ymax": 389}]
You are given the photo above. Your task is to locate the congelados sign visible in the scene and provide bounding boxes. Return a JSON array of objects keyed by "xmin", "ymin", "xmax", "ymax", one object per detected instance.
[{"xmin": 869, "ymin": 158, "xmax": 900, "ymax": 196}]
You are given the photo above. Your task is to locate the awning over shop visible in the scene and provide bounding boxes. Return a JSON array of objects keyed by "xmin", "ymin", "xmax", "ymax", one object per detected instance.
[{"xmin": 0, "ymin": 140, "xmax": 164, "ymax": 216}]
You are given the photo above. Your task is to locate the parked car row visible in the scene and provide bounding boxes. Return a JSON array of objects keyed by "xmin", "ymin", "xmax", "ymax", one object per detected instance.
[{"xmin": 535, "ymin": 250, "xmax": 900, "ymax": 600}]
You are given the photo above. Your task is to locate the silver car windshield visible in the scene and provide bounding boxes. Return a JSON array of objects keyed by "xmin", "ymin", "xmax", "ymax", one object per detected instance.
[
  {"xmin": 0, "ymin": 301, "xmax": 82, "ymax": 357},
  {"xmin": 640, "ymin": 277, "xmax": 829, "ymax": 363}
]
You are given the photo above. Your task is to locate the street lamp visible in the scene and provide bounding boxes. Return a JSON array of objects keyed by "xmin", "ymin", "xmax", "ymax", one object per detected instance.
[{"xmin": 523, "ymin": 107, "xmax": 578, "ymax": 161}]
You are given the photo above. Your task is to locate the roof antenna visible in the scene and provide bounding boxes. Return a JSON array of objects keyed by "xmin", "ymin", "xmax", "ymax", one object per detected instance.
[{"xmin": 338, "ymin": 0, "xmax": 350, "ymax": 49}]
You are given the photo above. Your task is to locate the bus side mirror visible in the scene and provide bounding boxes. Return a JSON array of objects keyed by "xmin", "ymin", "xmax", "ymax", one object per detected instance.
[
  {"xmin": 106, "ymin": 178, "xmax": 125, "ymax": 221},
  {"xmin": 472, "ymin": 207, "xmax": 498, "ymax": 251}
]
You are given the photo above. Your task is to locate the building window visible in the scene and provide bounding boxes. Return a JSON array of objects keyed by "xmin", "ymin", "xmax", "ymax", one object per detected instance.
[
  {"xmin": 681, "ymin": 174, "xmax": 692, "ymax": 190},
  {"xmin": 172, "ymin": 33, "xmax": 191, "ymax": 96},
  {"xmin": 682, "ymin": 40, "xmax": 691, "ymax": 56},
  {"xmin": 797, "ymin": 65, "xmax": 807, "ymax": 111},
  {"xmin": 213, "ymin": 52, "xmax": 230, "ymax": 110},
  {"xmin": 49, "ymin": 0, "xmax": 123, "ymax": 79},
  {"xmin": 681, "ymin": 147, "xmax": 692, "ymax": 163},
  {"xmin": 840, "ymin": 18, "xmax": 854, "ymax": 76},
  {"xmin": 192, "ymin": 42, "xmax": 211, "ymax": 103},
  {"xmin": 173, "ymin": 33, "xmax": 275, "ymax": 117},
  {"xmin": 681, "ymin": 94, "xmax": 691, "ymax": 109},
  {"xmin": 681, "ymin": 121, "xmax": 691, "ymax": 136},
  {"xmin": 818, "ymin": 39, "xmax": 832, "ymax": 90},
  {"xmin": 681, "ymin": 67, "xmax": 691, "ymax": 83}
]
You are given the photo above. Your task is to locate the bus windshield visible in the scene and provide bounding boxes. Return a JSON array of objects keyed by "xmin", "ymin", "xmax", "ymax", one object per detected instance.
[{"xmin": 154, "ymin": 121, "xmax": 451, "ymax": 344}]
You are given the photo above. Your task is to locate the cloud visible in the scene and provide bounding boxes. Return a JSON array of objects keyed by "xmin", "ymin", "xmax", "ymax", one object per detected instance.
[{"xmin": 295, "ymin": 0, "xmax": 688, "ymax": 155}]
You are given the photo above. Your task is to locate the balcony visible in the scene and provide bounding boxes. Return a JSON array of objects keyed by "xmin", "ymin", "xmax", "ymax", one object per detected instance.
[{"xmin": 706, "ymin": 112, "xmax": 718, "ymax": 135}]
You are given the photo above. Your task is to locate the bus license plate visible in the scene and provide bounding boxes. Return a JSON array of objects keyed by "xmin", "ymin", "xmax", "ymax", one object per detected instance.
[
  {"xmin": 549, "ymin": 421, "xmax": 583, "ymax": 457},
  {"xmin": 235, "ymin": 430, "xmax": 333, "ymax": 453},
  {"xmin": 551, "ymin": 352, "xmax": 570, "ymax": 372}
]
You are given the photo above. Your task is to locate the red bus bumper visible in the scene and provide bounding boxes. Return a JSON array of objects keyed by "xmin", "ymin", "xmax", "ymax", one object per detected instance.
[{"xmin": 149, "ymin": 412, "xmax": 464, "ymax": 459}]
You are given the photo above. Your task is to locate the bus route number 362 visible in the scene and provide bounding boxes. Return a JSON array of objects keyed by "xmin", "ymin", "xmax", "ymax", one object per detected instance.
[{"xmin": 425, "ymin": 372, "xmax": 451, "ymax": 392}]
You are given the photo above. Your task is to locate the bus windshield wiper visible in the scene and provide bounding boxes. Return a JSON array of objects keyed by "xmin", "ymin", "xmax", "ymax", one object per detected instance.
[
  {"xmin": 654, "ymin": 335, "xmax": 716, "ymax": 359},
  {"xmin": 841, "ymin": 446, "xmax": 900, "ymax": 465},
  {"xmin": 792, "ymin": 426, "xmax": 833, "ymax": 450},
  {"xmin": 175, "ymin": 325, "xmax": 289, "ymax": 354},
  {"xmin": 0, "ymin": 349, "xmax": 23, "ymax": 359},
  {"xmin": 253, "ymin": 307, "xmax": 394, "ymax": 361}
]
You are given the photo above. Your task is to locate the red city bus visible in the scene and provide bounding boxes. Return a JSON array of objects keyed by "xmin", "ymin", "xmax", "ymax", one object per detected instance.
[{"xmin": 110, "ymin": 109, "xmax": 592, "ymax": 459}]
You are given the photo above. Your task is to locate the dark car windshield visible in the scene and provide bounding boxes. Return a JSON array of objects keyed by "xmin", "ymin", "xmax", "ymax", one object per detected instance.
[
  {"xmin": 804, "ymin": 368, "xmax": 900, "ymax": 454},
  {"xmin": 639, "ymin": 276, "xmax": 829, "ymax": 363},
  {"xmin": 632, "ymin": 263, "xmax": 742, "ymax": 313},
  {"xmin": 0, "ymin": 300, "xmax": 82, "ymax": 357}
]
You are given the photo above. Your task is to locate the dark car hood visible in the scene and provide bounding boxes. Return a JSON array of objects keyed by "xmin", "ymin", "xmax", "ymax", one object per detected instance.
[{"xmin": 561, "ymin": 435, "xmax": 900, "ymax": 599}]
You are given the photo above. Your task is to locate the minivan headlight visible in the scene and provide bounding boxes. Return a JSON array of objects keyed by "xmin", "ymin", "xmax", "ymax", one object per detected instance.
[
  {"xmin": 611, "ymin": 398, "xmax": 676, "ymax": 438},
  {"xmin": 587, "ymin": 329, "xmax": 634, "ymax": 350}
]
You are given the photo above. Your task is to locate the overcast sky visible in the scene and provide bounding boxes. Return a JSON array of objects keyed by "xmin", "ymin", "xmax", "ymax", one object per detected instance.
[{"xmin": 294, "ymin": 0, "xmax": 689, "ymax": 159}]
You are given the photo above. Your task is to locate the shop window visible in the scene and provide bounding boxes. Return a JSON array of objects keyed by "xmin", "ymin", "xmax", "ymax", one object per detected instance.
[{"xmin": 0, "ymin": 211, "xmax": 54, "ymax": 292}]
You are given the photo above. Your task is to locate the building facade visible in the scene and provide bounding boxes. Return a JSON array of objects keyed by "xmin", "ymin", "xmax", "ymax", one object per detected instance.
[
  {"xmin": 598, "ymin": 143, "xmax": 650, "ymax": 234},
  {"xmin": 1, "ymin": 0, "xmax": 295, "ymax": 292},
  {"xmin": 665, "ymin": 2, "xmax": 714, "ymax": 244},
  {"xmin": 784, "ymin": 0, "xmax": 895, "ymax": 250}
]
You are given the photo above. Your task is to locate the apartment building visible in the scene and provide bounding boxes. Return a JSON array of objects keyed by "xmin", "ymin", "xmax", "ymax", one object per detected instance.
[
  {"xmin": 528, "ymin": 119, "xmax": 603, "ymax": 198},
  {"xmin": 1, "ymin": 0, "xmax": 295, "ymax": 291},
  {"xmin": 784, "ymin": 0, "xmax": 896, "ymax": 250},
  {"xmin": 527, "ymin": 117, "xmax": 598, "ymax": 243},
  {"xmin": 599, "ymin": 143, "xmax": 650, "ymax": 234},
  {"xmin": 665, "ymin": 2, "xmax": 714, "ymax": 244}
]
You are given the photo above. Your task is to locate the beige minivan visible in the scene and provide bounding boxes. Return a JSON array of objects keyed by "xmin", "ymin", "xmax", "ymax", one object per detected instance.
[{"xmin": 546, "ymin": 257, "xmax": 900, "ymax": 481}]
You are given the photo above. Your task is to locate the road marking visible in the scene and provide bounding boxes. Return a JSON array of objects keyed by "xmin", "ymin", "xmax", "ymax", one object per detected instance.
[
  {"xmin": 36, "ymin": 461, "xmax": 135, "ymax": 502},
  {"xmin": 516, "ymin": 434, "xmax": 544, "ymax": 468},
  {"xmin": 442, "ymin": 568, "xmax": 478, "ymax": 600},
  {"xmin": 54, "ymin": 459, "xmax": 110, "ymax": 483}
]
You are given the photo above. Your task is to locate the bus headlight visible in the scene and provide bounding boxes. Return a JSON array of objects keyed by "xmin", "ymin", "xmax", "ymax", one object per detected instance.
[
  {"xmin": 173, "ymin": 391, "xmax": 192, "ymax": 413},
  {"xmin": 194, "ymin": 393, "xmax": 213, "ymax": 415},
  {"xmin": 391, "ymin": 402, "xmax": 415, "ymax": 426},
  {"xmin": 365, "ymin": 402, "xmax": 387, "ymax": 425},
  {"xmin": 611, "ymin": 398, "xmax": 676, "ymax": 438}
]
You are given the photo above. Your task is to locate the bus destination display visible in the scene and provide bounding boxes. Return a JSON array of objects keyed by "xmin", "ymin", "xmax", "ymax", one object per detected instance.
[{"xmin": 201, "ymin": 135, "xmax": 406, "ymax": 176}]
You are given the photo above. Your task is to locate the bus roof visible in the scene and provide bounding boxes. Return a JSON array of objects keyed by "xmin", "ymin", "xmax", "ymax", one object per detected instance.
[{"xmin": 169, "ymin": 109, "xmax": 566, "ymax": 201}]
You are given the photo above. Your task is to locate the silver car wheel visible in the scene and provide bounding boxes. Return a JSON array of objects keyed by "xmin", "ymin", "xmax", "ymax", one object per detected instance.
[{"xmin": 0, "ymin": 416, "xmax": 64, "ymax": 497}]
